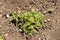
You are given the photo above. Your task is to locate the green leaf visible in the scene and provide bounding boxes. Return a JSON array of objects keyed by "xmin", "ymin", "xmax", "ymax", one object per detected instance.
[{"xmin": 0, "ymin": 35, "xmax": 3, "ymax": 40}]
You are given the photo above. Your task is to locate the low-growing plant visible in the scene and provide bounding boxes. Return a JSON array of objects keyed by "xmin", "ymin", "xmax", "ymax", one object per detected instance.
[
  {"xmin": 11, "ymin": 9, "xmax": 44, "ymax": 35},
  {"xmin": 0, "ymin": 34, "xmax": 3, "ymax": 40}
]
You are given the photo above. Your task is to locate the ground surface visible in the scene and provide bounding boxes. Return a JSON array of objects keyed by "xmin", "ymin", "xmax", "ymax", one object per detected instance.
[{"xmin": 0, "ymin": 0, "xmax": 60, "ymax": 40}]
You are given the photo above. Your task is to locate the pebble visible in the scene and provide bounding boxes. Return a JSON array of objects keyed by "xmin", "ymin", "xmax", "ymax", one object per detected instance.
[
  {"xmin": 52, "ymin": 3, "xmax": 56, "ymax": 6},
  {"xmin": 39, "ymin": 38, "xmax": 41, "ymax": 40},
  {"xmin": 43, "ymin": 11, "xmax": 47, "ymax": 14},
  {"xmin": 44, "ymin": 20, "xmax": 48, "ymax": 23},
  {"xmin": 47, "ymin": 19, "xmax": 51, "ymax": 22},
  {"xmin": 36, "ymin": 9, "xmax": 39, "ymax": 11},
  {"xmin": 19, "ymin": 29, "xmax": 22, "ymax": 32},
  {"xmin": 43, "ymin": 6, "xmax": 46, "ymax": 8},
  {"xmin": 44, "ymin": 19, "xmax": 51, "ymax": 23},
  {"xmin": 0, "ymin": 2, "xmax": 2, "ymax": 4},
  {"xmin": 29, "ymin": 0, "xmax": 35, "ymax": 5},
  {"xmin": 2, "ymin": 6, "xmax": 5, "ymax": 8},
  {"xmin": 56, "ymin": 19, "xmax": 59, "ymax": 22},
  {"xmin": 6, "ymin": 14, "xmax": 9, "ymax": 18},
  {"xmin": 43, "ymin": 5, "xmax": 48, "ymax": 9},
  {"xmin": 39, "ymin": 37, "xmax": 46, "ymax": 40},
  {"xmin": 18, "ymin": 10, "xmax": 21, "ymax": 14},
  {"xmin": 4, "ymin": 33, "xmax": 8, "ymax": 37},
  {"xmin": 51, "ymin": 0, "xmax": 56, "ymax": 6},
  {"xmin": 0, "ymin": 10, "xmax": 3, "ymax": 12},
  {"xmin": 0, "ymin": 14, "xmax": 2, "ymax": 19},
  {"xmin": 48, "ymin": 0, "xmax": 56, "ymax": 6},
  {"xmin": 17, "ymin": 7, "xmax": 20, "ymax": 9}
]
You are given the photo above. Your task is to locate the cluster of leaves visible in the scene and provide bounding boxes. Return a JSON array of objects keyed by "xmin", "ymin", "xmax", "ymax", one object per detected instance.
[{"xmin": 11, "ymin": 9, "xmax": 44, "ymax": 35}]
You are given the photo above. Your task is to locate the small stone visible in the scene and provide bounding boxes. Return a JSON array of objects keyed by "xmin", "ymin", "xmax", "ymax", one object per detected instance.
[
  {"xmin": 0, "ymin": 10, "xmax": 3, "ymax": 12},
  {"xmin": 6, "ymin": 14, "xmax": 9, "ymax": 18},
  {"xmin": 2, "ymin": 6, "xmax": 4, "ymax": 8},
  {"xmin": 39, "ymin": 37, "xmax": 46, "ymax": 40},
  {"xmin": 19, "ymin": 29, "xmax": 22, "ymax": 32},
  {"xmin": 47, "ymin": 19, "xmax": 51, "ymax": 22},
  {"xmin": 43, "ymin": 5, "xmax": 47, "ymax": 8},
  {"xmin": 36, "ymin": 9, "xmax": 39, "ymax": 11},
  {"xmin": 18, "ymin": 10, "xmax": 21, "ymax": 13},
  {"xmin": 0, "ymin": 14, "xmax": 2, "ymax": 19},
  {"xmin": 43, "ymin": 11, "xmax": 47, "ymax": 13},
  {"xmin": 0, "ymin": 2, "xmax": 2, "ymax": 4},
  {"xmin": 4, "ymin": 33, "xmax": 8, "ymax": 37},
  {"xmin": 56, "ymin": 19, "xmax": 59, "ymax": 22},
  {"xmin": 43, "ymin": 6, "xmax": 46, "ymax": 8},
  {"xmin": 39, "ymin": 38, "xmax": 41, "ymax": 40},
  {"xmin": 30, "ymin": 1, "xmax": 35, "ymax": 5},
  {"xmin": 17, "ymin": 7, "xmax": 20, "ymax": 9},
  {"xmin": 44, "ymin": 20, "xmax": 47, "ymax": 23},
  {"xmin": 52, "ymin": 3, "xmax": 56, "ymax": 6}
]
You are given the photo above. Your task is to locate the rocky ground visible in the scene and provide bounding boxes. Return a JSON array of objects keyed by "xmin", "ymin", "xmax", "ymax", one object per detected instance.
[{"xmin": 0, "ymin": 0, "xmax": 60, "ymax": 40}]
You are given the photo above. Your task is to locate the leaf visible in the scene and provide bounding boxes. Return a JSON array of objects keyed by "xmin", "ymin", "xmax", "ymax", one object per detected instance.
[
  {"xmin": 31, "ymin": 9, "xmax": 37, "ymax": 14},
  {"xmin": 12, "ymin": 12, "xmax": 19, "ymax": 22},
  {"xmin": 0, "ymin": 35, "xmax": 3, "ymax": 40}
]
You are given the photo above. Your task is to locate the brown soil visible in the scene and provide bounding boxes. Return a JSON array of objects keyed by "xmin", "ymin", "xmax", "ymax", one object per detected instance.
[{"xmin": 0, "ymin": 0, "xmax": 60, "ymax": 40}]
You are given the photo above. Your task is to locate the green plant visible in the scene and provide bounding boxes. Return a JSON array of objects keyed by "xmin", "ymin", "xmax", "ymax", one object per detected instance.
[
  {"xmin": 11, "ymin": 11, "xmax": 20, "ymax": 22},
  {"xmin": 0, "ymin": 34, "xmax": 3, "ymax": 40},
  {"xmin": 11, "ymin": 9, "xmax": 44, "ymax": 35}
]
